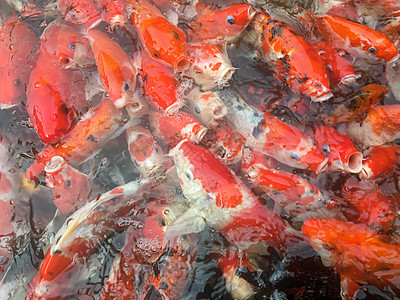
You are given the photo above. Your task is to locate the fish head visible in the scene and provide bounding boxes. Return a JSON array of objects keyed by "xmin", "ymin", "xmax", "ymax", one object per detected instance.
[
  {"xmin": 186, "ymin": 43, "xmax": 235, "ymax": 90},
  {"xmin": 58, "ymin": 0, "xmax": 102, "ymax": 26},
  {"xmin": 191, "ymin": 4, "xmax": 256, "ymax": 43},
  {"xmin": 100, "ymin": 0, "xmax": 127, "ymax": 26}
]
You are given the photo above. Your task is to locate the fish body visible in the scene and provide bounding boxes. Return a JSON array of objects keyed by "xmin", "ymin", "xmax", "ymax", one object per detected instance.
[
  {"xmin": 26, "ymin": 98, "xmax": 123, "ymax": 181},
  {"xmin": 127, "ymin": 0, "xmax": 190, "ymax": 72},
  {"xmin": 88, "ymin": 28, "xmax": 137, "ymax": 108},
  {"xmin": 311, "ymin": 124, "xmax": 363, "ymax": 173},
  {"xmin": 0, "ymin": 15, "xmax": 38, "ymax": 109},
  {"xmin": 360, "ymin": 145, "xmax": 399, "ymax": 181},
  {"xmin": 252, "ymin": 12, "xmax": 332, "ymax": 102},
  {"xmin": 170, "ymin": 139, "xmax": 302, "ymax": 254},
  {"xmin": 302, "ymin": 218, "xmax": 400, "ymax": 293},
  {"xmin": 140, "ymin": 50, "xmax": 183, "ymax": 113},
  {"xmin": 189, "ymin": 4, "xmax": 256, "ymax": 45},
  {"xmin": 26, "ymin": 54, "xmax": 87, "ymax": 144}
]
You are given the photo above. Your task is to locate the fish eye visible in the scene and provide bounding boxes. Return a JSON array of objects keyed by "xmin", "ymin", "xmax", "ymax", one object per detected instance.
[
  {"xmin": 194, "ymin": 104, "xmax": 201, "ymax": 114},
  {"xmin": 123, "ymin": 82, "xmax": 129, "ymax": 91},
  {"xmin": 250, "ymin": 50, "xmax": 260, "ymax": 61},
  {"xmin": 186, "ymin": 169, "xmax": 194, "ymax": 180},
  {"xmin": 226, "ymin": 16, "xmax": 235, "ymax": 25},
  {"xmin": 68, "ymin": 42, "xmax": 76, "ymax": 51},
  {"xmin": 322, "ymin": 144, "xmax": 330, "ymax": 154},
  {"xmin": 392, "ymin": 62, "xmax": 400, "ymax": 71},
  {"xmin": 289, "ymin": 152, "xmax": 300, "ymax": 160},
  {"xmin": 152, "ymin": 50, "xmax": 160, "ymax": 58},
  {"xmin": 105, "ymin": 6, "xmax": 109, "ymax": 13},
  {"xmin": 368, "ymin": 46, "xmax": 377, "ymax": 54},
  {"xmin": 322, "ymin": 243, "xmax": 335, "ymax": 251}
]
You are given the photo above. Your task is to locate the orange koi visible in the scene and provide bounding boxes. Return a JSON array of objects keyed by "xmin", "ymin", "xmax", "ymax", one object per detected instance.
[
  {"xmin": 338, "ymin": 105, "xmax": 400, "ymax": 148},
  {"xmin": 44, "ymin": 156, "xmax": 90, "ymax": 214},
  {"xmin": 40, "ymin": 21, "xmax": 95, "ymax": 69},
  {"xmin": 149, "ymin": 111, "xmax": 207, "ymax": 147},
  {"xmin": 126, "ymin": 125, "xmax": 165, "ymax": 177},
  {"xmin": 310, "ymin": 124, "xmax": 363, "ymax": 173},
  {"xmin": 251, "ymin": 12, "xmax": 332, "ymax": 101},
  {"xmin": 184, "ymin": 43, "xmax": 236, "ymax": 90},
  {"xmin": 88, "ymin": 28, "xmax": 137, "ymax": 108},
  {"xmin": 186, "ymin": 87, "xmax": 227, "ymax": 128},
  {"xmin": 139, "ymin": 50, "xmax": 183, "ymax": 113},
  {"xmin": 26, "ymin": 98, "xmax": 123, "ymax": 181},
  {"xmin": 58, "ymin": 0, "xmax": 102, "ymax": 27},
  {"xmin": 341, "ymin": 177, "xmax": 396, "ymax": 233},
  {"xmin": 316, "ymin": 14, "xmax": 399, "ymax": 62},
  {"xmin": 170, "ymin": 139, "xmax": 303, "ymax": 254},
  {"xmin": 189, "ymin": 4, "xmax": 256, "ymax": 45},
  {"xmin": 0, "ymin": 15, "xmax": 38, "ymax": 109},
  {"xmin": 320, "ymin": 84, "xmax": 387, "ymax": 125},
  {"xmin": 302, "ymin": 218, "xmax": 400, "ymax": 294},
  {"xmin": 360, "ymin": 145, "xmax": 399, "ymax": 181},
  {"xmin": 127, "ymin": 0, "xmax": 190, "ymax": 72},
  {"xmin": 26, "ymin": 55, "xmax": 87, "ymax": 145}
]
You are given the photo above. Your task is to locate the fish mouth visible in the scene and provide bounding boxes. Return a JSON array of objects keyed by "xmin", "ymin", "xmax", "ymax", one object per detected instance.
[
  {"xmin": 164, "ymin": 97, "xmax": 184, "ymax": 115},
  {"xmin": 315, "ymin": 156, "xmax": 329, "ymax": 174},
  {"xmin": 342, "ymin": 150, "xmax": 363, "ymax": 174},
  {"xmin": 310, "ymin": 91, "xmax": 333, "ymax": 103},
  {"xmin": 174, "ymin": 54, "xmax": 192, "ymax": 72},
  {"xmin": 359, "ymin": 166, "xmax": 372, "ymax": 181},
  {"xmin": 217, "ymin": 67, "xmax": 236, "ymax": 86},
  {"xmin": 339, "ymin": 74, "xmax": 359, "ymax": 86},
  {"xmin": 44, "ymin": 156, "xmax": 66, "ymax": 174},
  {"xmin": 191, "ymin": 126, "xmax": 208, "ymax": 144}
]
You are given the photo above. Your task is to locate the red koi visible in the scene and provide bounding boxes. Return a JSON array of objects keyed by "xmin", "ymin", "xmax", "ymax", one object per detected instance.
[
  {"xmin": 189, "ymin": 4, "xmax": 256, "ymax": 45},
  {"xmin": 126, "ymin": 125, "xmax": 165, "ymax": 177},
  {"xmin": 341, "ymin": 177, "xmax": 396, "ymax": 233},
  {"xmin": 26, "ymin": 54, "xmax": 87, "ymax": 144},
  {"xmin": 320, "ymin": 84, "xmax": 387, "ymax": 125},
  {"xmin": 302, "ymin": 218, "xmax": 400, "ymax": 294},
  {"xmin": 360, "ymin": 145, "xmax": 399, "ymax": 181},
  {"xmin": 139, "ymin": 50, "xmax": 183, "ymax": 113},
  {"xmin": 40, "ymin": 21, "xmax": 95, "ymax": 69},
  {"xmin": 186, "ymin": 87, "xmax": 227, "ymax": 128},
  {"xmin": 88, "ymin": 28, "xmax": 137, "ymax": 108},
  {"xmin": 44, "ymin": 156, "xmax": 90, "ymax": 214},
  {"xmin": 98, "ymin": 0, "xmax": 127, "ymax": 26},
  {"xmin": 184, "ymin": 43, "xmax": 236, "ymax": 91},
  {"xmin": 251, "ymin": 112, "xmax": 328, "ymax": 173},
  {"xmin": 316, "ymin": 14, "xmax": 399, "ymax": 62},
  {"xmin": 58, "ymin": 0, "xmax": 102, "ymax": 27},
  {"xmin": 170, "ymin": 139, "xmax": 303, "ymax": 254},
  {"xmin": 252, "ymin": 12, "xmax": 332, "ymax": 101},
  {"xmin": 310, "ymin": 124, "xmax": 363, "ymax": 173},
  {"xmin": 26, "ymin": 98, "xmax": 123, "ymax": 181},
  {"xmin": 0, "ymin": 15, "xmax": 38, "ymax": 109},
  {"xmin": 127, "ymin": 0, "xmax": 190, "ymax": 72},
  {"xmin": 149, "ymin": 111, "xmax": 207, "ymax": 147}
]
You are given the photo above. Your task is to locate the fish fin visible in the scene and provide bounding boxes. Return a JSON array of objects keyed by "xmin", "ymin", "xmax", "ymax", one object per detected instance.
[{"xmin": 165, "ymin": 209, "xmax": 206, "ymax": 240}]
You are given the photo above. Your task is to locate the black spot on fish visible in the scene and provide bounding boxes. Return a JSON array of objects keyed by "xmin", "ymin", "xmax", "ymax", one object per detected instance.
[{"xmin": 87, "ymin": 135, "xmax": 98, "ymax": 142}]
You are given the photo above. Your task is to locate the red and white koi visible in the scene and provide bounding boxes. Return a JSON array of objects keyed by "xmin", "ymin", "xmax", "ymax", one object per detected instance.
[
  {"xmin": 360, "ymin": 145, "xmax": 399, "ymax": 181},
  {"xmin": 169, "ymin": 139, "xmax": 303, "ymax": 254}
]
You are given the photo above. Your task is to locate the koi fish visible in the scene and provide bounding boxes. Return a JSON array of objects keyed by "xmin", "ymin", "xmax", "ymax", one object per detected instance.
[
  {"xmin": 341, "ymin": 177, "xmax": 396, "ymax": 233},
  {"xmin": 98, "ymin": 0, "xmax": 127, "ymax": 26},
  {"xmin": 184, "ymin": 43, "xmax": 236, "ymax": 91},
  {"xmin": 302, "ymin": 218, "xmax": 400, "ymax": 294},
  {"xmin": 310, "ymin": 124, "xmax": 363, "ymax": 173},
  {"xmin": 40, "ymin": 21, "xmax": 95, "ymax": 69},
  {"xmin": 26, "ymin": 98, "xmax": 123, "ymax": 181},
  {"xmin": 0, "ymin": 15, "xmax": 38, "ymax": 109},
  {"xmin": 320, "ymin": 84, "xmax": 387, "ymax": 125},
  {"xmin": 127, "ymin": 0, "xmax": 190, "ymax": 72},
  {"xmin": 169, "ymin": 139, "xmax": 303, "ymax": 254},
  {"xmin": 315, "ymin": 14, "xmax": 399, "ymax": 62},
  {"xmin": 186, "ymin": 87, "xmax": 227, "ymax": 128},
  {"xmin": 57, "ymin": 0, "xmax": 102, "ymax": 28},
  {"xmin": 251, "ymin": 12, "xmax": 332, "ymax": 102},
  {"xmin": 126, "ymin": 125, "xmax": 165, "ymax": 177},
  {"xmin": 149, "ymin": 111, "xmax": 207, "ymax": 147},
  {"xmin": 88, "ymin": 28, "xmax": 137, "ymax": 108},
  {"xmin": 188, "ymin": 4, "xmax": 256, "ymax": 45},
  {"xmin": 360, "ymin": 145, "xmax": 399, "ymax": 181},
  {"xmin": 26, "ymin": 54, "xmax": 87, "ymax": 144},
  {"xmin": 338, "ymin": 105, "xmax": 400, "ymax": 148},
  {"xmin": 200, "ymin": 120, "xmax": 245, "ymax": 165},
  {"xmin": 312, "ymin": 41, "xmax": 358, "ymax": 88},
  {"xmin": 44, "ymin": 156, "xmax": 90, "ymax": 215},
  {"xmin": 139, "ymin": 50, "xmax": 183, "ymax": 113}
]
